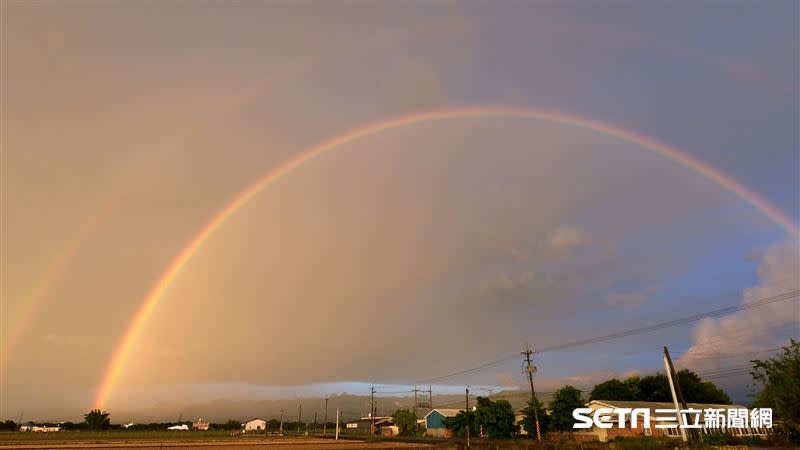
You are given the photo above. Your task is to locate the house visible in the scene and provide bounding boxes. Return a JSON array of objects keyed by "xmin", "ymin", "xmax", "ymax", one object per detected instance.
[
  {"xmin": 380, "ymin": 425, "xmax": 400, "ymax": 437},
  {"xmin": 168, "ymin": 424, "xmax": 189, "ymax": 430},
  {"xmin": 192, "ymin": 418, "xmax": 210, "ymax": 431},
  {"xmin": 582, "ymin": 400, "xmax": 770, "ymax": 442},
  {"xmin": 423, "ymin": 408, "xmax": 463, "ymax": 437},
  {"xmin": 19, "ymin": 424, "xmax": 60, "ymax": 433},
  {"xmin": 244, "ymin": 418, "xmax": 266, "ymax": 431},
  {"xmin": 344, "ymin": 416, "xmax": 394, "ymax": 434}
]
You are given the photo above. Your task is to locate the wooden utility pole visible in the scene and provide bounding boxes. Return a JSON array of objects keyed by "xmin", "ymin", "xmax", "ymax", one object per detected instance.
[
  {"xmin": 313, "ymin": 411, "xmax": 318, "ymax": 434},
  {"xmin": 413, "ymin": 385, "xmax": 418, "ymax": 417},
  {"xmin": 370, "ymin": 386, "xmax": 376, "ymax": 435},
  {"xmin": 522, "ymin": 344, "xmax": 542, "ymax": 440},
  {"xmin": 465, "ymin": 386, "xmax": 470, "ymax": 448},
  {"xmin": 429, "ymin": 386, "xmax": 433, "ymax": 410},
  {"xmin": 323, "ymin": 397, "xmax": 329, "ymax": 436},
  {"xmin": 279, "ymin": 409, "xmax": 283, "ymax": 434},
  {"xmin": 298, "ymin": 402, "xmax": 302, "ymax": 433}
]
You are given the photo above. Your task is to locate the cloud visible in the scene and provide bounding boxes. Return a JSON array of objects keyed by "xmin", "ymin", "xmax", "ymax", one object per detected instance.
[
  {"xmin": 545, "ymin": 226, "xmax": 590, "ymax": 261},
  {"xmin": 677, "ymin": 240, "xmax": 800, "ymax": 371}
]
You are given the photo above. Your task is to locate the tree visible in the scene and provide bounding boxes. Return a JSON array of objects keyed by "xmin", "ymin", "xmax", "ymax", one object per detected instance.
[
  {"xmin": 473, "ymin": 397, "xmax": 518, "ymax": 439},
  {"xmin": 391, "ymin": 409, "xmax": 417, "ymax": 434},
  {"xmin": 520, "ymin": 398, "xmax": 550, "ymax": 437},
  {"xmin": 223, "ymin": 420, "xmax": 241, "ymax": 431},
  {"xmin": 591, "ymin": 371, "xmax": 730, "ymax": 404},
  {"xmin": 751, "ymin": 339, "xmax": 800, "ymax": 442},
  {"xmin": 632, "ymin": 374, "xmax": 671, "ymax": 402},
  {"xmin": 675, "ymin": 369, "xmax": 730, "ymax": 404},
  {"xmin": 442, "ymin": 410, "xmax": 474, "ymax": 438},
  {"xmin": 548, "ymin": 385, "xmax": 585, "ymax": 432},
  {"xmin": 624, "ymin": 376, "xmax": 642, "ymax": 400},
  {"xmin": 589, "ymin": 379, "xmax": 633, "ymax": 401},
  {"xmin": 84, "ymin": 409, "xmax": 111, "ymax": 430}
]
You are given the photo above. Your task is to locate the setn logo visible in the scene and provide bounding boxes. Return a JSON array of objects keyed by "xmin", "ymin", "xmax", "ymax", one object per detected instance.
[{"xmin": 573, "ymin": 408, "xmax": 651, "ymax": 429}]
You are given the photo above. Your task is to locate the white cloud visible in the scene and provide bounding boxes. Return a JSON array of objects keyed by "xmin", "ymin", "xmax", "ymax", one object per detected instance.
[
  {"xmin": 545, "ymin": 226, "xmax": 590, "ymax": 260},
  {"xmin": 678, "ymin": 240, "xmax": 800, "ymax": 371}
]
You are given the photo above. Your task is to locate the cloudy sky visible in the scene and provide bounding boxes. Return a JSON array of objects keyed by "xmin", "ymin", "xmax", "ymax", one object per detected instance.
[{"xmin": 2, "ymin": 2, "xmax": 798, "ymax": 421}]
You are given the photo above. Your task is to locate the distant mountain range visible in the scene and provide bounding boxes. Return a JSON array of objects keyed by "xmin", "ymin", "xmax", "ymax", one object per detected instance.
[{"xmin": 110, "ymin": 390, "xmax": 551, "ymax": 424}]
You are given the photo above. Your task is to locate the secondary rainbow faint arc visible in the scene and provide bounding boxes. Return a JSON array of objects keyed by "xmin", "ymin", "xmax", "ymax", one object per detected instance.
[{"xmin": 93, "ymin": 105, "xmax": 800, "ymax": 409}]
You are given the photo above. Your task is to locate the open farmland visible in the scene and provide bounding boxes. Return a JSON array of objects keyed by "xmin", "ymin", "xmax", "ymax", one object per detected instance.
[{"xmin": 0, "ymin": 433, "xmax": 435, "ymax": 449}]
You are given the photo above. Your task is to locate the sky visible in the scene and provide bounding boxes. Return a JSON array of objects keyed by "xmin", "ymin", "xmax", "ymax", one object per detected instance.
[{"xmin": 1, "ymin": 2, "xmax": 798, "ymax": 421}]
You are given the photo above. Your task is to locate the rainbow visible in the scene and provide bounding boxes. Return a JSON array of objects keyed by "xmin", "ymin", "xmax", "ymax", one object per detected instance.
[
  {"xmin": 0, "ymin": 20, "xmax": 479, "ymax": 369},
  {"xmin": 93, "ymin": 105, "xmax": 799, "ymax": 408}
]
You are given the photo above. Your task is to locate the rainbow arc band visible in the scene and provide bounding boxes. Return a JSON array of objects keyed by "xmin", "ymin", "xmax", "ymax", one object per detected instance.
[{"xmin": 93, "ymin": 106, "xmax": 800, "ymax": 409}]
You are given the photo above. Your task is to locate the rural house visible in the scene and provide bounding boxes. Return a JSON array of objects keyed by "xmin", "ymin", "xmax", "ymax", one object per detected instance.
[
  {"xmin": 244, "ymin": 418, "xmax": 266, "ymax": 431},
  {"xmin": 345, "ymin": 416, "xmax": 394, "ymax": 434},
  {"xmin": 192, "ymin": 418, "xmax": 210, "ymax": 431},
  {"xmin": 423, "ymin": 408, "xmax": 463, "ymax": 437}
]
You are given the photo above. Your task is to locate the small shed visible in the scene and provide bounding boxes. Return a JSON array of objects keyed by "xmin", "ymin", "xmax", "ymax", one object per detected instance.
[{"xmin": 423, "ymin": 409, "xmax": 463, "ymax": 437}]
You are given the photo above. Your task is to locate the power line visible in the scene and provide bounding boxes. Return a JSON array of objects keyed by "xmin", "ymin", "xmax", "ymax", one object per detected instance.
[
  {"xmin": 405, "ymin": 290, "xmax": 798, "ymax": 385},
  {"xmin": 677, "ymin": 347, "xmax": 784, "ymax": 359},
  {"xmin": 537, "ymin": 290, "xmax": 799, "ymax": 353}
]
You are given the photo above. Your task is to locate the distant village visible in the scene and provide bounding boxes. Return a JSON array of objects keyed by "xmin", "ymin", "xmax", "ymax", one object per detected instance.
[{"xmin": 11, "ymin": 398, "xmax": 775, "ymax": 443}]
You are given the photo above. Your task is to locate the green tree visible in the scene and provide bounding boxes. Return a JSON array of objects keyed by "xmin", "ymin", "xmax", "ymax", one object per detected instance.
[
  {"xmin": 391, "ymin": 409, "xmax": 417, "ymax": 434},
  {"xmin": 589, "ymin": 378, "xmax": 633, "ymax": 401},
  {"xmin": 520, "ymin": 398, "xmax": 550, "ymax": 438},
  {"xmin": 751, "ymin": 339, "xmax": 800, "ymax": 443},
  {"xmin": 473, "ymin": 397, "xmax": 518, "ymax": 438},
  {"xmin": 599, "ymin": 371, "xmax": 730, "ymax": 403},
  {"xmin": 223, "ymin": 419, "xmax": 241, "ymax": 431},
  {"xmin": 548, "ymin": 385, "xmax": 585, "ymax": 432},
  {"xmin": 624, "ymin": 376, "xmax": 642, "ymax": 400},
  {"xmin": 630, "ymin": 374, "xmax": 670, "ymax": 402},
  {"xmin": 84, "ymin": 409, "xmax": 111, "ymax": 430},
  {"xmin": 442, "ymin": 410, "xmax": 474, "ymax": 438},
  {"xmin": 675, "ymin": 369, "xmax": 730, "ymax": 404}
]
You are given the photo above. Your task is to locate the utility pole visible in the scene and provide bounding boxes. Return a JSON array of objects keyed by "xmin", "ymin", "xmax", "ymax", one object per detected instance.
[
  {"xmin": 323, "ymin": 397, "xmax": 328, "ymax": 436},
  {"xmin": 298, "ymin": 402, "xmax": 302, "ymax": 433},
  {"xmin": 370, "ymin": 386, "xmax": 376, "ymax": 435},
  {"xmin": 663, "ymin": 346, "xmax": 690, "ymax": 442},
  {"xmin": 429, "ymin": 386, "xmax": 433, "ymax": 410},
  {"xmin": 465, "ymin": 386, "xmax": 470, "ymax": 448},
  {"xmin": 522, "ymin": 344, "xmax": 542, "ymax": 440},
  {"xmin": 313, "ymin": 411, "xmax": 318, "ymax": 434},
  {"xmin": 279, "ymin": 409, "xmax": 283, "ymax": 434},
  {"xmin": 413, "ymin": 385, "xmax": 418, "ymax": 417},
  {"xmin": 335, "ymin": 408, "xmax": 340, "ymax": 440}
]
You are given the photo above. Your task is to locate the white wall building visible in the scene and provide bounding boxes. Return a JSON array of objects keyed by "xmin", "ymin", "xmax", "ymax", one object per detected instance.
[{"xmin": 244, "ymin": 418, "xmax": 266, "ymax": 431}]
